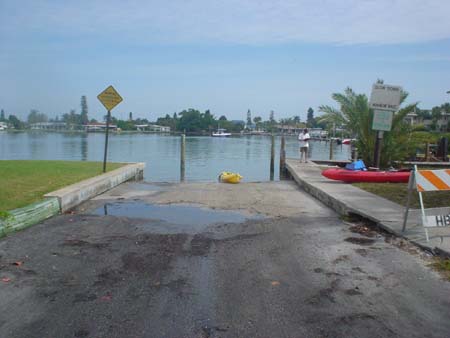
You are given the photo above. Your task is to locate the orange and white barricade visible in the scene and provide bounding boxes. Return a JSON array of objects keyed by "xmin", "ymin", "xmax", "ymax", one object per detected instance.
[{"xmin": 402, "ymin": 166, "xmax": 450, "ymax": 241}]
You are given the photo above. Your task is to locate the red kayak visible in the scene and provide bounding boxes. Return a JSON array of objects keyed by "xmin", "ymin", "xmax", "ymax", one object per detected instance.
[{"xmin": 322, "ymin": 168, "xmax": 410, "ymax": 183}]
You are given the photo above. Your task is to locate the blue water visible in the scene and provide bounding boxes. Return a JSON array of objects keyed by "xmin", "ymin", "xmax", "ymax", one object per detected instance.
[{"xmin": 0, "ymin": 131, "xmax": 350, "ymax": 182}]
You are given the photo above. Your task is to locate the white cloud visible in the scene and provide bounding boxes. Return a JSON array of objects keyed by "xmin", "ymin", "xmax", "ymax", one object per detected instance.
[{"xmin": 2, "ymin": 0, "xmax": 450, "ymax": 45}]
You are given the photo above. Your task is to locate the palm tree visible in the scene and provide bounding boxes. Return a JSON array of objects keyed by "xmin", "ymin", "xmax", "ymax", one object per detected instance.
[
  {"xmin": 318, "ymin": 86, "xmax": 416, "ymax": 167},
  {"xmin": 253, "ymin": 116, "xmax": 262, "ymax": 129}
]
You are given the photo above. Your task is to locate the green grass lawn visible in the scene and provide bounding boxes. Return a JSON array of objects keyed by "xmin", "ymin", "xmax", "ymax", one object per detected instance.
[
  {"xmin": 353, "ymin": 182, "xmax": 450, "ymax": 209},
  {"xmin": 0, "ymin": 160, "xmax": 124, "ymax": 211}
]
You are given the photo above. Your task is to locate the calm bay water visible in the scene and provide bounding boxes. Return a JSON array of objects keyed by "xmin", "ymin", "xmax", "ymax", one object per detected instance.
[{"xmin": 0, "ymin": 131, "xmax": 350, "ymax": 182}]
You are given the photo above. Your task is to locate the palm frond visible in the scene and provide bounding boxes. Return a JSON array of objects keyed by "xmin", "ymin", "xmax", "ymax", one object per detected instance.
[{"xmin": 321, "ymin": 86, "xmax": 415, "ymax": 167}]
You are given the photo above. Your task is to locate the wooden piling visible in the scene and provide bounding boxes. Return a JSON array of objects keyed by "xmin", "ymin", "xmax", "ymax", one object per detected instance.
[
  {"xmin": 180, "ymin": 134, "xmax": 185, "ymax": 182},
  {"xmin": 279, "ymin": 135, "xmax": 286, "ymax": 179},
  {"xmin": 270, "ymin": 134, "xmax": 275, "ymax": 181},
  {"xmin": 329, "ymin": 138, "xmax": 333, "ymax": 160}
]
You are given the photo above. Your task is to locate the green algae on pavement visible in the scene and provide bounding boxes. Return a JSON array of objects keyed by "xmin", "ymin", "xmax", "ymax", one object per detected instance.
[
  {"xmin": 430, "ymin": 258, "xmax": 450, "ymax": 281},
  {"xmin": 0, "ymin": 160, "xmax": 124, "ymax": 211}
]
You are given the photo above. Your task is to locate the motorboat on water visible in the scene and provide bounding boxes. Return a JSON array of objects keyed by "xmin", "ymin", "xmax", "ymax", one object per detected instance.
[
  {"xmin": 212, "ymin": 128, "xmax": 231, "ymax": 137},
  {"xmin": 342, "ymin": 138, "xmax": 356, "ymax": 145}
]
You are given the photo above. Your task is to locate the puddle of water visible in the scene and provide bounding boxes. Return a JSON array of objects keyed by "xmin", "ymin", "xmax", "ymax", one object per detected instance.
[{"xmin": 93, "ymin": 201, "xmax": 262, "ymax": 226}]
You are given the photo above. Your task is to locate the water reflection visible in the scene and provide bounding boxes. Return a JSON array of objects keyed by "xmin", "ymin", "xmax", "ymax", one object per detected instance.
[
  {"xmin": 80, "ymin": 133, "xmax": 88, "ymax": 161},
  {"xmin": 28, "ymin": 131, "xmax": 45, "ymax": 158}
]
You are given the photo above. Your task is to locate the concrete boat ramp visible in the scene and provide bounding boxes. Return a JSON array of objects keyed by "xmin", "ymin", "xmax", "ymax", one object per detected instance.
[{"xmin": 1, "ymin": 177, "xmax": 450, "ymax": 336}]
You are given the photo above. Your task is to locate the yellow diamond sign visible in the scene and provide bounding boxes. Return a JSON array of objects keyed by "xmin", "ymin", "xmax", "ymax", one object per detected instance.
[{"xmin": 97, "ymin": 85, "xmax": 123, "ymax": 111}]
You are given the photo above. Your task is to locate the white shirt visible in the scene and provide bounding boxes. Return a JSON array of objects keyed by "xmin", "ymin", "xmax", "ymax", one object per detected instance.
[{"xmin": 298, "ymin": 132, "xmax": 310, "ymax": 148}]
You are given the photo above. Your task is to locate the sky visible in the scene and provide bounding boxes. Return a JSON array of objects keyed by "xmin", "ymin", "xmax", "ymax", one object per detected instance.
[{"xmin": 1, "ymin": 0, "xmax": 450, "ymax": 122}]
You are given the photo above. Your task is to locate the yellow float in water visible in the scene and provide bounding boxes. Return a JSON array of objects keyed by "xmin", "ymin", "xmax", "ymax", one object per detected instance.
[{"xmin": 218, "ymin": 172, "xmax": 243, "ymax": 184}]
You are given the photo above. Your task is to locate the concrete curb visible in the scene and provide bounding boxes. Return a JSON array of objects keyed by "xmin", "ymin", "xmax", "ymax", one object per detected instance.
[
  {"xmin": 45, "ymin": 162, "xmax": 145, "ymax": 212},
  {"xmin": 0, "ymin": 198, "xmax": 60, "ymax": 237},
  {"xmin": 286, "ymin": 159, "xmax": 450, "ymax": 257},
  {"xmin": 1, "ymin": 162, "xmax": 145, "ymax": 237},
  {"xmin": 286, "ymin": 163, "xmax": 351, "ymax": 216}
]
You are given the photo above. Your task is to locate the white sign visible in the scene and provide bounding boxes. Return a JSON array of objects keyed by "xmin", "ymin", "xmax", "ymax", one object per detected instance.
[
  {"xmin": 372, "ymin": 110, "xmax": 393, "ymax": 131},
  {"xmin": 426, "ymin": 214, "xmax": 450, "ymax": 228},
  {"xmin": 369, "ymin": 84, "xmax": 402, "ymax": 111}
]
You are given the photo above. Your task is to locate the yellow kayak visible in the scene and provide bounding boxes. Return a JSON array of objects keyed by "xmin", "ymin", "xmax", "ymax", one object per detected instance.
[{"xmin": 218, "ymin": 172, "xmax": 243, "ymax": 184}]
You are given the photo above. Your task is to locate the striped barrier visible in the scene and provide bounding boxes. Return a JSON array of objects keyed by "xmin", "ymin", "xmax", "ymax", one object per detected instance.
[
  {"xmin": 403, "ymin": 166, "xmax": 450, "ymax": 241},
  {"xmin": 416, "ymin": 169, "xmax": 450, "ymax": 192}
]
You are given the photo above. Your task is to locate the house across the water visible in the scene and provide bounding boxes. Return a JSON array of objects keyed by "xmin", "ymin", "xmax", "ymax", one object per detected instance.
[
  {"xmin": 85, "ymin": 122, "xmax": 118, "ymax": 132},
  {"xmin": 135, "ymin": 124, "xmax": 171, "ymax": 132}
]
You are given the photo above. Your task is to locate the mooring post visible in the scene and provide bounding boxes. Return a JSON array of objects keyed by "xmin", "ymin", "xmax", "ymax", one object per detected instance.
[
  {"xmin": 270, "ymin": 134, "xmax": 275, "ymax": 181},
  {"xmin": 279, "ymin": 134, "xmax": 286, "ymax": 179},
  {"xmin": 180, "ymin": 133, "xmax": 185, "ymax": 182},
  {"xmin": 329, "ymin": 138, "xmax": 333, "ymax": 160}
]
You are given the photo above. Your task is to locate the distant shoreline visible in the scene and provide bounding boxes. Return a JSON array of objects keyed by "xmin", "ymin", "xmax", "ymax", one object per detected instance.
[{"xmin": 1, "ymin": 129, "xmax": 334, "ymax": 139}]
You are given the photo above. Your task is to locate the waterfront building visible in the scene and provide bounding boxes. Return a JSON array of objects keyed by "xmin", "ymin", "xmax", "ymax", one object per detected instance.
[
  {"xmin": 309, "ymin": 128, "xmax": 328, "ymax": 139},
  {"xmin": 276, "ymin": 125, "xmax": 302, "ymax": 134},
  {"xmin": 404, "ymin": 112, "xmax": 418, "ymax": 126},
  {"xmin": 30, "ymin": 122, "xmax": 67, "ymax": 130},
  {"xmin": 276, "ymin": 125, "xmax": 328, "ymax": 138},
  {"xmin": 85, "ymin": 122, "xmax": 118, "ymax": 132},
  {"xmin": 404, "ymin": 108, "xmax": 450, "ymax": 131},
  {"xmin": 135, "ymin": 124, "xmax": 171, "ymax": 132}
]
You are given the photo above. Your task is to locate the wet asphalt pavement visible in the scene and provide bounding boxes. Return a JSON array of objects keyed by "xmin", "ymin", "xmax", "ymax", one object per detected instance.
[{"xmin": 1, "ymin": 181, "xmax": 450, "ymax": 338}]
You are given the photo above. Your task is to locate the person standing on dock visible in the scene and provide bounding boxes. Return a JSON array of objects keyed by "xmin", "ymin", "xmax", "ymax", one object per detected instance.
[{"xmin": 298, "ymin": 128, "xmax": 310, "ymax": 163}]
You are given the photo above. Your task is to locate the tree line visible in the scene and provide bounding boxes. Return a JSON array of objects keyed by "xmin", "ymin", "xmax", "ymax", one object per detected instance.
[
  {"xmin": 0, "ymin": 96, "xmax": 91, "ymax": 130},
  {"xmin": 1, "ymin": 96, "xmax": 320, "ymax": 133}
]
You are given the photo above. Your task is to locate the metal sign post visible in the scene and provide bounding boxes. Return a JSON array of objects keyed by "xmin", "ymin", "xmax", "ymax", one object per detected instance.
[
  {"xmin": 372, "ymin": 110, "xmax": 393, "ymax": 168},
  {"xmin": 373, "ymin": 130, "xmax": 383, "ymax": 169},
  {"xmin": 97, "ymin": 85, "xmax": 123, "ymax": 172},
  {"xmin": 369, "ymin": 83, "xmax": 402, "ymax": 168},
  {"xmin": 103, "ymin": 110, "xmax": 111, "ymax": 173}
]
